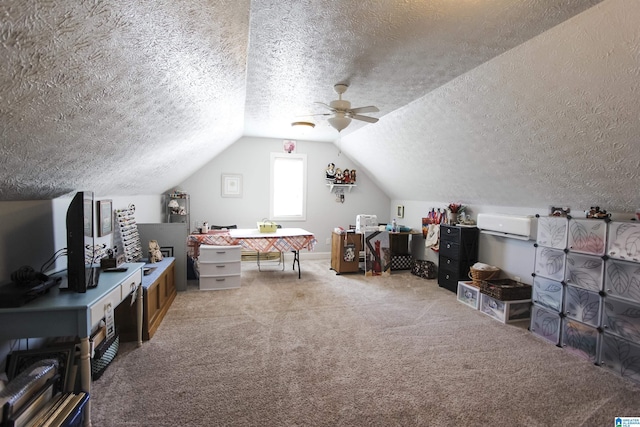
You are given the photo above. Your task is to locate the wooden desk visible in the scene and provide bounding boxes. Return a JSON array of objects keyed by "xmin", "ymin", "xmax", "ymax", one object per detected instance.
[{"xmin": 0, "ymin": 263, "xmax": 145, "ymax": 427}]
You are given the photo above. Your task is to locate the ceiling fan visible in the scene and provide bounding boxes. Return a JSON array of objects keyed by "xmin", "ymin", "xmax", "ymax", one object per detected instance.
[{"xmin": 313, "ymin": 84, "xmax": 379, "ymax": 132}]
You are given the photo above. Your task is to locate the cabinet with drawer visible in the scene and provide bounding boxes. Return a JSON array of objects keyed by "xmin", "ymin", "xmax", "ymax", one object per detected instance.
[
  {"xmin": 438, "ymin": 225, "xmax": 479, "ymax": 293},
  {"xmin": 198, "ymin": 245, "xmax": 242, "ymax": 290}
]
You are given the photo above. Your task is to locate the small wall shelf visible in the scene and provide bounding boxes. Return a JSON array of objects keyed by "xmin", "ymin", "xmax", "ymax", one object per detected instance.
[{"xmin": 327, "ymin": 183, "xmax": 356, "ymax": 193}]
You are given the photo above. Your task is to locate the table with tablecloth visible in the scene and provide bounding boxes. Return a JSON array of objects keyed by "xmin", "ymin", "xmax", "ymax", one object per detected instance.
[{"xmin": 188, "ymin": 228, "xmax": 316, "ymax": 278}]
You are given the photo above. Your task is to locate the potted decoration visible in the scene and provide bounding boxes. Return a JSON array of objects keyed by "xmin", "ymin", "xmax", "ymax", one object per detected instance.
[{"xmin": 447, "ymin": 203, "xmax": 465, "ymax": 224}]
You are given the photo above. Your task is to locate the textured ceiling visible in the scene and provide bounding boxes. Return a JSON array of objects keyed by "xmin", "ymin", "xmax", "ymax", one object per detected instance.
[{"xmin": 4, "ymin": 0, "xmax": 638, "ymax": 213}]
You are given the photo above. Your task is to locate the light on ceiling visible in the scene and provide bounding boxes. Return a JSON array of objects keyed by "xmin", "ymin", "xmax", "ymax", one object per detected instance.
[
  {"xmin": 291, "ymin": 121, "xmax": 315, "ymax": 129},
  {"xmin": 327, "ymin": 113, "xmax": 352, "ymax": 132}
]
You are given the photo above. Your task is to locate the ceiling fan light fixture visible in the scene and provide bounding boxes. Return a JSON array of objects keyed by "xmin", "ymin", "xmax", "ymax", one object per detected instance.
[
  {"xmin": 328, "ymin": 115, "xmax": 352, "ymax": 132},
  {"xmin": 291, "ymin": 121, "xmax": 315, "ymax": 128}
]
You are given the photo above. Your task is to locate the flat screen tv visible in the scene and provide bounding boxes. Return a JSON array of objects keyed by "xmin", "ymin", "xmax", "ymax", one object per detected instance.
[{"xmin": 66, "ymin": 191, "xmax": 99, "ymax": 292}]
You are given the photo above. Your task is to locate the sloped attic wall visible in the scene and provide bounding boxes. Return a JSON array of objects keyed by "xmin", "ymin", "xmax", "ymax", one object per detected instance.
[{"xmin": 341, "ymin": 0, "xmax": 640, "ymax": 214}]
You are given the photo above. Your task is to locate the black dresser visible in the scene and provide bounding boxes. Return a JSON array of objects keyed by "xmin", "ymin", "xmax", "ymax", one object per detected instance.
[{"xmin": 438, "ymin": 225, "xmax": 479, "ymax": 293}]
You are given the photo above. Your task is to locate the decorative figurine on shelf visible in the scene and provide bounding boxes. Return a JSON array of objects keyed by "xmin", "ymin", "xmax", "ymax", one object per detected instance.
[
  {"xmin": 168, "ymin": 199, "xmax": 180, "ymax": 214},
  {"xmin": 586, "ymin": 206, "xmax": 610, "ymax": 219},
  {"xmin": 343, "ymin": 169, "xmax": 351, "ymax": 184},
  {"xmin": 334, "ymin": 168, "xmax": 344, "ymax": 184},
  {"xmin": 149, "ymin": 240, "xmax": 164, "ymax": 263},
  {"xmin": 351, "ymin": 169, "xmax": 356, "ymax": 183},
  {"xmin": 326, "ymin": 163, "xmax": 336, "ymax": 181}
]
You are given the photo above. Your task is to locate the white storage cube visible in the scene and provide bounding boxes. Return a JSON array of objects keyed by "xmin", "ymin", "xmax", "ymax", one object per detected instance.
[
  {"xmin": 530, "ymin": 304, "xmax": 562, "ymax": 345},
  {"xmin": 564, "ymin": 285, "xmax": 603, "ymax": 328},
  {"xmin": 457, "ymin": 281, "xmax": 480, "ymax": 310},
  {"xmin": 536, "ymin": 216, "xmax": 568, "ymax": 249},
  {"xmin": 567, "ymin": 218, "xmax": 607, "ymax": 256},
  {"xmin": 561, "ymin": 318, "xmax": 601, "ymax": 363},
  {"xmin": 479, "ymin": 293, "xmax": 531, "ymax": 323},
  {"xmin": 199, "ymin": 275, "xmax": 241, "ymax": 290},
  {"xmin": 198, "ymin": 261, "xmax": 241, "ymax": 276},
  {"xmin": 599, "ymin": 333, "xmax": 640, "ymax": 384},
  {"xmin": 607, "ymin": 221, "xmax": 640, "ymax": 262},
  {"xmin": 534, "ymin": 246, "xmax": 566, "ymax": 282},
  {"xmin": 602, "ymin": 296, "xmax": 640, "ymax": 342},
  {"xmin": 199, "ymin": 245, "xmax": 242, "ymax": 262},
  {"xmin": 604, "ymin": 258, "xmax": 640, "ymax": 304},
  {"xmin": 532, "ymin": 276, "xmax": 563, "ymax": 313},
  {"xmin": 564, "ymin": 252, "xmax": 604, "ymax": 292}
]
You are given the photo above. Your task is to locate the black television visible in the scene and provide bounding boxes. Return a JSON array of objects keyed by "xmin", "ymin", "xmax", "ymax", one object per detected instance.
[{"xmin": 65, "ymin": 191, "xmax": 99, "ymax": 292}]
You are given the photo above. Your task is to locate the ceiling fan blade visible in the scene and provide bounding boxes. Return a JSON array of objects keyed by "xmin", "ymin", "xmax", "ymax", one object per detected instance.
[
  {"xmin": 313, "ymin": 101, "xmax": 335, "ymax": 112},
  {"xmin": 350, "ymin": 105, "xmax": 379, "ymax": 114},
  {"xmin": 351, "ymin": 114, "xmax": 379, "ymax": 123},
  {"xmin": 296, "ymin": 112, "xmax": 331, "ymax": 117}
]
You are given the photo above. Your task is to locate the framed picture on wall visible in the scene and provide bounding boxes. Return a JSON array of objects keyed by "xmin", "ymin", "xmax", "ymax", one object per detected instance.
[
  {"xmin": 97, "ymin": 199, "xmax": 113, "ymax": 237},
  {"xmin": 221, "ymin": 174, "xmax": 243, "ymax": 198}
]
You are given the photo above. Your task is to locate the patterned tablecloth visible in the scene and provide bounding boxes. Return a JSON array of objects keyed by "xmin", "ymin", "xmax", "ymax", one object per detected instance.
[{"xmin": 188, "ymin": 228, "xmax": 316, "ymax": 258}]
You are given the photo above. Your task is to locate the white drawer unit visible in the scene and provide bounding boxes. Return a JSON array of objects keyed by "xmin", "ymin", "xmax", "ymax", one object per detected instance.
[
  {"xmin": 479, "ymin": 293, "xmax": 531, "ymax": 324},
  {"xmin": 198, "ymin": 245, "xmax": 242, "ymax": 291},
  {"xmin": 457, "ymin": 281, "xmax": 480, "ymax": 310}
]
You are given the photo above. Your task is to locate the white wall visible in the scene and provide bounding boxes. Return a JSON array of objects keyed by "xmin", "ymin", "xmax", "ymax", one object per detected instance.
[{"xmin": 178, "ymin": 136, "xmax": 391, "ymax": 255}]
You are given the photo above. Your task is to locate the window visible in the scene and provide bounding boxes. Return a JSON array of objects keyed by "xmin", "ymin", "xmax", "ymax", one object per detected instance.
[{"xmin": 270, "ymin": 153, "xmax": 307, "ymax": 221}]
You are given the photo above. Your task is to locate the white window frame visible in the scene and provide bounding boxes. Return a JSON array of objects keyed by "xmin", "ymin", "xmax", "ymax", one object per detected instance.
[{"xmin": 270, "ymin": 152, "xmax": 307, "ymax": 221}]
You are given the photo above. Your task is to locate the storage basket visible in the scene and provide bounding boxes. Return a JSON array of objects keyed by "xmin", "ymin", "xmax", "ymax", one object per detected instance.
[
  {"xmin": 468, "ymin": 266, "xmax": 500, "ymax": 286},
  {"xmin": 411, "ymin": 259, "xmax": 437, "ymax": 279},
  {"xmin": 91, "ymin": 332, "xmax": 119, "ymax": 381},
  {"xmin": 257, "ymin": 220, "xmax": 278, "ymax": 233},
  {"xmin": 480, "ymin": 279, "xmax": 532, "ymax": 301}
]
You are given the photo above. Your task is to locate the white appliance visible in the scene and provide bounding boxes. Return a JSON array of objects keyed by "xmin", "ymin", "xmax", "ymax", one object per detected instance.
[
  {"xmin": 477, "ymin": 213, "xmax": 533, "ymax": 240},
  {"xmin": 355, "ymin": 214, "xmax": 378, "ymax": 233}
]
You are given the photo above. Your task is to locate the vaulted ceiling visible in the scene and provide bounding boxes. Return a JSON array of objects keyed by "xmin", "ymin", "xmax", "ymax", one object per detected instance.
[{"xmin": 2, "ymin": 0, "xmax": 639, "ymax": 212}]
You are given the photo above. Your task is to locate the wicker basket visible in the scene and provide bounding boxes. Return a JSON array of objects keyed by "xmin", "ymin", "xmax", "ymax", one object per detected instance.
[
  {"xmin": 468, "ymin": 266, "xmax": 500, "ymax": 286},
  {"xmin": 480, "ymin": 279, "xmax": 532, "ymax": 301}
]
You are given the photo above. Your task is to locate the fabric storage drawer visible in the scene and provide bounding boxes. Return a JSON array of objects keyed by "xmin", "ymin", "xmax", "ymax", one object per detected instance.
[
  {"xmin": 441, "ymin": 225, "xmax": 460, "ymax": 240},
  {"xmin": 599, "ymin": 333, "xmax": 640, "ymax": 384},
  {"xmin": 530, "ymin": 304, "xmax": 562, "ymax": 345},
  {"xmin": 198, "ymin": 245, "xmax": 242, "ymax": 262},
  {"xmin": 199, "ymin": 261, "xmax": 241, "ymax": 276},
  {"xmin": 561, "ymin": 318, "xmax": 601, "ymax": 363},
  {"xmin": 479, "ymin": 293, "xmax": 530, "ymax": 323},
  {"xmin": 532, "ymin": 276, "xmax": 563, "ymax": 313},
  {"xmin": 438, "ymin": 269, "xmax": 459, "ymax": 293},
  {"xmin": 439, "ymin": 256, "xmax": 460, "ymax": 273},
  {"xmin": 534, "ymin": 246, "xmax": 566, "ymax": 282},
  {"xmin": 564, "ymin": 285, "xmax": 602, "ymax": 328},
  {"xmin": 602, "ymin": 296, "xmax": 640, "ymax": 342},
  {"xmin": 457, "ymin": 281, "xmax": 480, "ymax": 309},
  {"xmin": 439, "ymin": 240, "xmax": 460, "ymax": 259},
  {"xmin": 564, "ymin": 252, "xmax": 604, "ymax": 292},
  {"xmin": 604, "ymin": 258, "xmax": 640, "ymax": 304},
  {"xmin": 200, "ymin": 275, "xmax": 241, "ymax": 290}
]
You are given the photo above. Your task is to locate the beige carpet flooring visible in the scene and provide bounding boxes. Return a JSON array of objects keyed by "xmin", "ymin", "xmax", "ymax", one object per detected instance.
[{"xmin": 90, "ymin": 258, "xmax": 640, "ymax": 426}]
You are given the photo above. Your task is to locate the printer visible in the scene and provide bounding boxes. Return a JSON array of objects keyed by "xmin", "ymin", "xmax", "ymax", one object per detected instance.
[{"xmin": 355, "ymin": 214, "xmax": 378, "ymax": 233}]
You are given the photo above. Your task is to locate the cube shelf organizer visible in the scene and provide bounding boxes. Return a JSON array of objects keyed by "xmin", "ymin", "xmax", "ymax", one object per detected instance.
[{"xmin": 532, "ymin": 215, "xmax": 640, "ymax": 384}]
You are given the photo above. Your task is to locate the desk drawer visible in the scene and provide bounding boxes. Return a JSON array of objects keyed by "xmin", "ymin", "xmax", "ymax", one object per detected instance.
[
  {"xmin": 90, "ymin": 286, "xmax": 123, "ymax": 327},
  {"xmin": 200, "ymin": 275, "xmax": 241, "ymax": 291},
  {"xmin": 199, "ymin": 245, "xmax": 242, "ymax": 262},
  {"xmin": 199, "ymin": 261, "xmax": 241, "ymax": 276},
  {"xmin": 120, "ymin": 270, "xmax": 142, "ymax": 298}
]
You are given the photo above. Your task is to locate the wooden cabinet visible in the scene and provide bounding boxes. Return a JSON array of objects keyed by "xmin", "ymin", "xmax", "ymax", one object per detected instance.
[
  {"xmin": 438, "ymin": 225, "xmax": 479, "ymax": 293},
  {"xmin": 331, "ymin": 232, "xmax": 362, "ymax": 274},
  {"xmin": 116, "ymin": 257, "xmax": 176, "ymax": 341}
]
